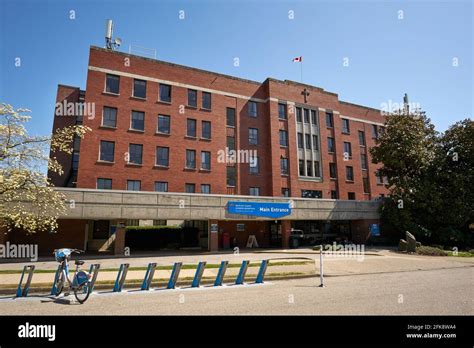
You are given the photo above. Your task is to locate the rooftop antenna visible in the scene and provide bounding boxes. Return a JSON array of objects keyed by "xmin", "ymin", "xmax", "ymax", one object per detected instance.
[
  {"xmin": 403, "ymin": 93, "xmax": 409, "ymax": 114},
  {"xmin": 105, "ymin": 19, "xmax": 121, "ymax": 50}
]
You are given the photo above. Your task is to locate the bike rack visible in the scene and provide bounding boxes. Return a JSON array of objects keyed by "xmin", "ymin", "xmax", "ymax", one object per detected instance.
[
  {"xmin": 255, "ymin": 259, "xmax": 269, "ymax": 284},
  {"xmin": 88, "ymin": 264, "xmax": 101, "ymax": 292},
  {"xmin": 235, "ymin": 260, "xmax": 249, "ymax": 285},
  {"xmin": 141, "ymin": 263, "xmax": 157, "ymax": 291},
  {"xmin": 213, "ymin": 261, "xmax": 229, "ymax": 286},
  {"xmin": 191, "ymin": 261, "xmax": 207, "ymax": 288},
  {"xmin": 50, "ymin": 264, "xmax": 63, "ymax": 295},
  {"xmin": 113, "ymin": 263, "xmax": 129, "ymax": 292},
  {"xmin": 167, "ymin": 262, "xmax": 182, "ymax": 289},
  {"xmin": 16, "ymin": 265, "xmax": 35, "ymax": 298}
]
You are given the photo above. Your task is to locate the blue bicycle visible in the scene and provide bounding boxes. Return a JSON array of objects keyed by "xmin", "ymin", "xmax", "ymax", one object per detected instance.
[{"xmin": 53, "ymin": 248, "xmax": 91, "ymax": 304}]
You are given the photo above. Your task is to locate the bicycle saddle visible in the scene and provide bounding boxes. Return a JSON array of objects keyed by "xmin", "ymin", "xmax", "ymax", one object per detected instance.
[{"xmin": 75, "ymin": 260, "xmax": 85, "ymax": 265}]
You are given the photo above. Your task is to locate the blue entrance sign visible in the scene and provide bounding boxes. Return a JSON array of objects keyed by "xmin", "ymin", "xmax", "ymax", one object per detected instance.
[
  {"xmin": 227, "ymin": 201, "xmax": 292, "ymax": 218},
  {"xmin": 370, "ymin": 224, "xmax": 380, "ymax": 237}
]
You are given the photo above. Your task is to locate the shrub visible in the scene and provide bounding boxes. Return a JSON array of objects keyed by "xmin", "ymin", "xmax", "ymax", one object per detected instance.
[{"xmin": 416, "ymin": 246, "xmax": 448, "ymax": 256}]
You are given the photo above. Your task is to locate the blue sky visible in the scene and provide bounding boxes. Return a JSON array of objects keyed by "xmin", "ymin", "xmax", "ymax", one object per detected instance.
[{"xmin": 1, "ymin": 0, "xmax": 472, "ymax": 135}]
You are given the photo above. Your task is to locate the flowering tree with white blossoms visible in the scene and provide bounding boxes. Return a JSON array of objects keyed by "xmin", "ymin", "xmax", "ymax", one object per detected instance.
[{"xmin": 0, "ymin": 103, "xmax": 90, "ymax": 233}]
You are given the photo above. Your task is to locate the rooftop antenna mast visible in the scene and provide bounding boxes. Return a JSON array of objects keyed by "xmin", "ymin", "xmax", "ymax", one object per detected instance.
[{"xmin": 105, "ymin": 19, "xmax": 122, "ymax": 50}]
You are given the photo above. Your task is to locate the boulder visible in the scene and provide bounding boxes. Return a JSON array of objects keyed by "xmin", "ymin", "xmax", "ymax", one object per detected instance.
[
  {"xmin": 398, "ymin": 239, "xmax": 408, "ymax": 252},
  {"xmin": 406, "ymin": 231, "xmax": 417, "ymax": 253}
]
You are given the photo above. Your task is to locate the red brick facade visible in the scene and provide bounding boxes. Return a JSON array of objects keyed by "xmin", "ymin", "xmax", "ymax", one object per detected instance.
[{"xmin": 53, "ymin": 46, "xmax": 388, "ymax": 200}]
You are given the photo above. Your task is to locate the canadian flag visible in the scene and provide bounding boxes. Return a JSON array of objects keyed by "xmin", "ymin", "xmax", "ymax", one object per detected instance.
[{"xmin": 292, "ymin": 56, "xmax": 302, "ymax": 62}]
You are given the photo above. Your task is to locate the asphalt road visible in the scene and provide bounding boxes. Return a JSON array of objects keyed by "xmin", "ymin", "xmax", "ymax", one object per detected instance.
[{"xmin": 1, "ymin": 265, "xmax": 472, "ymax": 315}]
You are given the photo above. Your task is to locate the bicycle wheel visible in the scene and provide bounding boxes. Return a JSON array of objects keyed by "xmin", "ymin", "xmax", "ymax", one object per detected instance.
[
  {"xmin": 74, "ymin": 281, "xmax": 91, "ymax": 304},
  {"xmin": 54, "ymin": 273, "xmax": 64, "ymax": 296}
]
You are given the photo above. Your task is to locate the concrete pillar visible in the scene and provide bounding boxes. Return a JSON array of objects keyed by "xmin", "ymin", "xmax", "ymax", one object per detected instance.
[
  {"xmin": 208, "ymin": 220, "xmax": 219, "ymax": 252},
  {"xmin": 114, "ymin": 224, "xmax": 126, "ymax": 255},
  {"xmin": 281, "ymin": 220, "xmax": 292, "ymax": 248}
]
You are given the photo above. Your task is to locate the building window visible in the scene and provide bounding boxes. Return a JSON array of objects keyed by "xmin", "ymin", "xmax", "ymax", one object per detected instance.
[
  {"xmin": 156, "ymin": 146, "xmax": 169, "ymax": 167},
  {"xmin": 105, "ymin": 74, "xmax": 119, "ymax": 94},
  {"xmin": 129, "ymin": 144, "xmax": 143, "ymax": 165},
  {"xmin": 227, "ymin": 166, "xmax": 236, "ymax": 186},
  {"xmin": 346, "ymin": 166, "xmax": 354, "ymax": 181},
  {"xmin": 348, "ymin": 192, "xmax": 356, "ymax": 200},
  {"xmin": 157, "ymin": 114, "xmax": 170, "ymax": 134},
  {"xmin": 97, "ymin": 178, "xmax": 112, "ymax": 190},
  {"xmin": 296, "ymin": 107, "xmax": 302, "ymax": 122},
  {"xmin": 358, "ymin": 130, "xmax": 366, "ymax": 146},
  {"xmin": 186, "ymin": 149, "xmax": 196, "ymax": 169},
  {"xmin": 280, "ymin": 157, "xmax": 288, "ymax": 175},
  {"xmin": 312, "ymin": 135, "xmax": 319, "ymax": 150},
  {"xmin": 279, "ymin": 130, "xmax": 288, "ymax": 147},
  {"xmin": 329, "ymin": 163, "xmax": 337, "ymax": 179},
  {"xmin": 327, "ymin": 137, "xmax": 335, "ymax": 153},
  {"xmin": 226, "ymin": 107, "xmax": 235, "ymax": 127},
  {"xmin": 282, "ymin": 188, "xmax": 290, "ymax": 197},
  {"xmin": 202, "ymin": 121, "xmax": 211, "ymax": 139},
  {"xmin": 305, "ymin": 134, "xmax": 311, "ymax": 149},
  {"xmin": 227, "ymin": 136, "xmax": 235, "ymax": 151},
  {"xmin": 371, "ymin": 124, "xmax": 378, "ymax": 139},
  {"xmin": 304, "ymin": 109, "xmax": 310, "ymax": 123},
  {"xmin": 133, "ymin": 79, "xmax": 146, "ymax": 99},
  {"xmin": 311, "ymin": 110, "xmax": 317, "ymax": 124},
  {"xmin": 306, "ymin": 160, "xmax": 313, "ymax": 176},
  {"xmin": 342, "ymin": 118, "xmax": 350, "ymax": 134},
  {"xmin": 331, "ymin": 190, "xmax": 338, "ymax": 199},
  {"xmin": 127, "ymin": 180, "xmax": 141, "ymax": 191},
  {"xmin": 376, "ymin": 170, "xmax": 383, "ymax": 184},
  {"xmin": 188, "ymin": 89, "xmax": 197, "ymax": 107},
  {"xmin": 102, "ymin": 107, "xmax": 117, "ymax": 127},
  {"xmin": 131, "ymin": 111, "xmax": 145, "ymax": 131},
  {"xmin": 325, "ymin": 112, "xmax": 334, "ymax": 128},
  {"xmin": 72, "ymin": 152, "xmax": 79, "ymax": 171},
  {"xmin": 201, "ymin": 184, "xmax": 211, "ymax": 194},
  {"xmin": 249, "ymin": 156, "xmax": 259, "ymax": 174},
  {"xmin": 187, "ymin": 119, "xmax": 197, "ymax": 137},
  {"xmin": 201, "ymin": 151, "xmax": 211, "ymax": 170},
  {"xmin": 202, "ymin": 92, "xmax": 212, "ymax": 110},
  {"xmin": 360, "ymin": 154, "xmax": 368, "ymax": 170},
  {"xmin": 363, "ymin": 177, "xmax": 370, "ymax": 193},
  {"xmin": 297, "ymin": 133, "xmax": 303, "ymax": 149},
  {"xmin": 343, "ymin": 142, "xmax": 352, "ymax": 158},
  {"xmin": 314, "ymin": 161, "xmax": 321, "ymax": 177},
  {"xmin": 248, "ymin": 101, "xmax": 257, "ymax": 117},
  {"xmin": 155, "ymin": 181, "xmax": 168, "ymax": 192},
  {"xmin": 379, "ymin": 126, "xmax": 386, "ymax": 136},
  {"xmin": 99, "ymin": 140, "xmax": 115, "ymax": 162},
  {"xmin": 249, "ymin": 128, "xmax": 258, "ymax": 145},
  {"xmin": 185, "ymin": 183, "xmax": 196, "ymax": 193},
  {"xmin": 302, "ymin": 190, "xmax": 322, "ymax": 199},
  {"xmin": 278, "ymin": 103, "xmax": 287, "ymax": 119},
  {"xmin": 249, "ymin": 187, "xmax": 260, "ymax": 196},
  {"xmin": 299, "ymin": 160, "xmax": 305, "ymax": 176},
  {"xmin": 159, "ymin": 84, "xmax": 172, "ymax": 103}
]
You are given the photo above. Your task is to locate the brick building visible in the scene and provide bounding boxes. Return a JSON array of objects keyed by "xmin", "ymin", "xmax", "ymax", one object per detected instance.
[{"xmin": 40, "ymin": 46, "xmax": 389, "ymax": 253}]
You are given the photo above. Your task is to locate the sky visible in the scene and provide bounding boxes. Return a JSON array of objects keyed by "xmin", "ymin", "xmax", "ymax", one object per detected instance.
[{"xmin": 0, "ymin": 0, "xmax": 472, "ymax": 136}]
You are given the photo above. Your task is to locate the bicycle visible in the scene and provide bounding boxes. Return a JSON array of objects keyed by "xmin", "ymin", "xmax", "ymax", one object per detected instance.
[{"xmin": 52, "ymin": 248, "xmax": 92, "ymax": 304}]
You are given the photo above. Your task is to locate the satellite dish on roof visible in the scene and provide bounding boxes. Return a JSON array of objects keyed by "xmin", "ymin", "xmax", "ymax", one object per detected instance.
[{"xmin": 115, "ymin": 37, "xmax": 122, "ymax": 46}]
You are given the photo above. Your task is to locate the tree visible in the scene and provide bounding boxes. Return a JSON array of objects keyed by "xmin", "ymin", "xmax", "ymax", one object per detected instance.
[
  {"xmin": 371, "ymin": 109, "xmax": 473, "ymax": 247},
  {"xmin": 0, "ymin": 103, "xmax": 90, "ymax": 233}
]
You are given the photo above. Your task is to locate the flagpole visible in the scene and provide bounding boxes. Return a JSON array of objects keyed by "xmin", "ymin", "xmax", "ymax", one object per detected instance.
[{"xmin": 300, "ymin": 61, "xmax": 303, "ymax": 83}]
